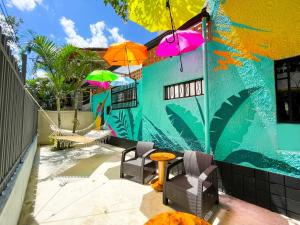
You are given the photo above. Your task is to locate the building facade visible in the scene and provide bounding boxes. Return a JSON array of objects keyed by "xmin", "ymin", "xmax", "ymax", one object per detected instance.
[{"xmin": 91, "ymin": 0, "xmax": 300, "ymax": 218}]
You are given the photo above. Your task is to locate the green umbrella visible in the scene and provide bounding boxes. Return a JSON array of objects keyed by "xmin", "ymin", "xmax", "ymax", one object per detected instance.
[{"xmin": 85, "ymin": 70, "xmax": 118, "ymax": 82}]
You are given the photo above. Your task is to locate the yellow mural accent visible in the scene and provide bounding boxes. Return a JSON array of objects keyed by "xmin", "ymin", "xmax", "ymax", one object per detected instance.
[
  {"xmin": 212, "ymin": 0, "xmax": 300, "ymax": 71},
  {"xmin": 216, "ymin": 0, "xmax": 300, "ymax": 60},
  {"xmin": 213, "ymin": 50, "xmax": 243, "ymax": 71}
]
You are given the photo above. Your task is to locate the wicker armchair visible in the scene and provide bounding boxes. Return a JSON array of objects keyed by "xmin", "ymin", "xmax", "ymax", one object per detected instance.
[
  {"xmin": 120, "ymin": 141, "xmax": 157, "ymax": 184},
  {"xmin": 163, "ymin": 151, "xmax": 219, "ymax": 218}
]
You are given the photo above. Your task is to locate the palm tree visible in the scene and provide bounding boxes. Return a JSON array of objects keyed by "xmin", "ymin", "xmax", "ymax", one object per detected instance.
[
  {"xmin": 66, "ymin": 49, "xmax": 106, "ymax": 133},
  {"xmin": 29, "ymin": 35, "xmax": 77, "ymax": 128}
]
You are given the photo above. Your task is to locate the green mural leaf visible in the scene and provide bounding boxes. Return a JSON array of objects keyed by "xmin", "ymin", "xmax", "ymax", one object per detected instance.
[
  {"xmin": 166, "ymin": 104, "xmax": 204, "ymax": 151},
  {"xmin": 195, "ymin": 97, "xmax": 205, "ymax": 124},
  {"xmin": 112, "ymin": 110, "xmax": 129, "ymax": 138},
  {"xmin": 144, "ymin": 117, "xmax": 183, "ymax": 151},
  {"xmin": 137, "ymin": 117, "xmax": 143, "ymax": 141},
  {"xmin": 224, "ymin": 150, "xmax": 300, "ymax": 176},
  {"xmin": 127, "ymin": 108, "xmax": 134, "ymax": 139},
  {"xmin": 210, "ymin": 87, "xmax": 261, "ymax": 152}
]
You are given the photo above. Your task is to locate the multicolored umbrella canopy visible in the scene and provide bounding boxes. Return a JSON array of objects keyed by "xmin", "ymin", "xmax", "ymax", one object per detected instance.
[
  {"xmin": 156, "ymin": 30, "xmax": 205, "ymax": 57},
  {"xmin": 111, "ymin": 77, "xmax": 135, "ymax": 87},
  {"xmin": 103, "ymin": 41, "xmax": 148, "ymax": 66},
  {"xmin": 85, "ymin": 70, "xmax": 118, "ymax": 82},
  {"xmin": 86, "ymin": 81, "xmax": 110, "ymax": 89},
  {"xmin": 128, "ymin": 0, "xmax": 205, "ymax": 32}
]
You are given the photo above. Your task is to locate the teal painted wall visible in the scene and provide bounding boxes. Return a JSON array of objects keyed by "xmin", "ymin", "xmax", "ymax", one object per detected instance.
[
  {"xmin": 92, "ymin": 82, "xmax": 143, "ymax": 141},
  {"xmin": 277, "ymin": 124, "xmax": 300, "ymax": 151},
  {"xmin": 142, "ymin": 49, "xmax": 205, "ymax": 151},
  {"xmin": 92, "ymin": 1, "xmax": 300, "ymax": 178}
]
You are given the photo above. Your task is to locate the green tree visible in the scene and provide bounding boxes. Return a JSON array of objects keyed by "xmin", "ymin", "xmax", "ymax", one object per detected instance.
[
  {"xmin": 0, "ymin": 14, "xmax": 23, "ymax": 44},
  {"xmin": 28, "ymin": 35, "xmax": 77, "ymax": 128},
  {"xmin": 103, "ymin": 0, "xmax": 128, "ymax": 21},
  {"xmin": 26, "ymin": 78, "xmax": 56, "ymax": 109},
  {"xmin": 66, "ymin": 49, "xmax": 106, "ymax": 133}
]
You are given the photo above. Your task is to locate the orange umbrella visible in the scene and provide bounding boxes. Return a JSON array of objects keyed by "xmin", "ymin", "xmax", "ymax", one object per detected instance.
[{"xmin": 103, "ymin": 41, "xmax": 148, "ymax": 66}]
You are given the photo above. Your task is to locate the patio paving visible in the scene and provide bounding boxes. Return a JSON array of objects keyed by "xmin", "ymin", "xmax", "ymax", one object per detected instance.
[{"xmin": 18, "ymin": 144, "xmax": 300, "ymax": 225}]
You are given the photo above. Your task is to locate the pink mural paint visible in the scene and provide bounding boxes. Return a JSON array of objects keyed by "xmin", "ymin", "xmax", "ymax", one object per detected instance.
[{"xmin": 108, "ymin": 124, "xmax": 117, "ymax": 137}]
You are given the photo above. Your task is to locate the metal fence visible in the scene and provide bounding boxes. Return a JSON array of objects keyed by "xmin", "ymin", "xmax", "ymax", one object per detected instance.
[{"xmin": 0, "ymin": 29, "xmax": 38, "ymax": 194}]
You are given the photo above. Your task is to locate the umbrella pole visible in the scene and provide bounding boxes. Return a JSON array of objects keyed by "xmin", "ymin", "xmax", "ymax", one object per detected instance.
[{"xmin": 202, "ymin": 17, "xmax": 210, "ymax": 154}]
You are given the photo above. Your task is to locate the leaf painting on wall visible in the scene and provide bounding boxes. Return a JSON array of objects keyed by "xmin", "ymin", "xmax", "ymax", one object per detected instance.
[
  {"xmin": 210, "ymin": 87, "xmax": 261, "ymax": 153},
  {"xmin": 135, "ymin": 109, "xmax": 143, "ymax": 141},
  {"xmin": 127, "ymin": 108, "xmax": 134, "ymax": 139},
  {"xmin": 166, "ymin": 104, "xmax": 204, "ymax": 151},
  {"xmin": 224, "ymin": 149, "xmax": 300, "ymax": 176},
  {"xmin": 195, "ymin": 97, "xmax": 205, "ymax": 124},
  {"xmin": 112, "ymin": 110, "xmax": 129, "ymax": 138},
  {"xmin": 144, "ymin": 117, "xmax": 183, "ymax": 151}
]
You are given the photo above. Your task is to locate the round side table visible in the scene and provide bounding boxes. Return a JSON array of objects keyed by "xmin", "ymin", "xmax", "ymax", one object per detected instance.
[
  {"xmin": 144, "ymin": 211, "xmax": 211, "ymax": 225},
  {"xmin": 150, "ymin": 152, "xmax": 176, "ymax": 192}
]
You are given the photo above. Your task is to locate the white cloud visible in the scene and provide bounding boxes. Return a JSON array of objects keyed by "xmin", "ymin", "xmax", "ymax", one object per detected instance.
[
  {"xmin": 108, "ymin": 27, "xmax": 125, "ymax": 43},
  {"xmin": 7, "ymin": 0, "xmax": 43, "ymax": 11},
  {"xmin": 34, "ymin": 69, "xmax": 48, "ymax": 78},
  {"xmin": 60, "ymin": 17, "xmax": 126, "ymax": 48},
  {"xmin": 60, "ymin": 17, "xmax": 108, "ymax": 48}
]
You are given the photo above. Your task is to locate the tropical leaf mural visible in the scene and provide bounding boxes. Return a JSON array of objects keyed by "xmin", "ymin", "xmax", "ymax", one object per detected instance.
[
  {"xmin": 144, "ymin": 116, "xmax": 183, "ymax": 151},
  {"xmin": 127, "ymin": 108, "xmax": 134, "ymax": 138},
  {"xmin": 195, "ymin": 97, "xmax": 205, "ymax": 124},
  {"xmin": 210, "ymin": 87, "xmax": 261, "ymax": 152},
  {"xmin": 224, "ymin": 150, "xmax": 300, "ymax": 176},
  {"xmin": 166, "ymin": 104, "xmax": 204, "ymax": 151},
  {"xmin": 112, "ymin": 110, "xmax": 129, "ymax": 138}
]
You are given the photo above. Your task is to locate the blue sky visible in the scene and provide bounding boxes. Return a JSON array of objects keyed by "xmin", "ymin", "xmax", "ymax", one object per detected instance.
[
  {"xmin": 3, "ymin": 0, "xmax": 157, "ymax": 77},
  {"xmin": 6, "ymin": 0, "xmax": 156, "ymax": 45}
]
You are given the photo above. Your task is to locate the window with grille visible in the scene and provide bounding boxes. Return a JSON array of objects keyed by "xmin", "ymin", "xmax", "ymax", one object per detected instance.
[
  {"xmin": 275, "ymin": 55, "xmax": 300, "ymax": 123},
  {"xmin": 164, "ymin": 79, "xmax": 204, "ymax": 100},
  {"xmin": 111, "ymin": 82, "xmax": 137, "ymax": 110}
]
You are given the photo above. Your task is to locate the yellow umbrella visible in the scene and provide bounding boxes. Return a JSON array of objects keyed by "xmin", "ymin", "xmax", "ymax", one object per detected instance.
[
  {"xmin": 213, "ymin": 0, "xmax": 300, "ymax": 61},
  {"xmin": 128, "ymin": 0, "xmax": 206, "ymax": 32}
]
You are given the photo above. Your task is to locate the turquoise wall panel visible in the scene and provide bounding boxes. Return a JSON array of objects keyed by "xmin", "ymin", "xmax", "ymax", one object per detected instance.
[
  {"xmin": 142, "ymin": 49, "xmax": 205, "ymax": 151},
  {"xmin": 92, "ymin": 82, "xmax": 143, "ymax": 141},
  {"xmin": 277, "ymin": 124, "xmax": 300, "ymax": 151}
]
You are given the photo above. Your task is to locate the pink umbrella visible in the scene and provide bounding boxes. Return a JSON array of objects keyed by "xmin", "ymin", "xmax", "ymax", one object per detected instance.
[
  {"xmin": 156, "ymin": 30, "xmax": 205, "ymax": 72},
  {"xmin": 156, "ymin": 30, "xmax": 205, "ymax": 57},
  {"xmin": 87, "ymin": 80, "xmax": 110, "ymax": 89}
]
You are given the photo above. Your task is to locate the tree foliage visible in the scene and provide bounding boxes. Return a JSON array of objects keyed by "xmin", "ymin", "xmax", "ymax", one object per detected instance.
[
  {"xmin": 0, "ymin": 13, "xmax": 23, "ymax": 44},
  {"xmin": 103, "ymin": 0, "xmax": 128, "ymax": 21},
  {"xmin": 26, "ymin": 78, "xmax": 56, "ymax": 110},
  {"xmin": 28, "ymin": 35, "xmax": 78, "ymax": 127},
  {"xmin": 65, "ymin": 49, "xmax": 106, "ymax": 132}
]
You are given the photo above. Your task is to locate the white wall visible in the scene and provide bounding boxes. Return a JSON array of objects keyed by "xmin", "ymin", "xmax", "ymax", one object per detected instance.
[
  {"xmin": 0, "ymin": 137, "xmax": 37, "ymax": 225},
  {"xmin": 38, "ymin": 110, "xmax": 94, "ymax": 145}
]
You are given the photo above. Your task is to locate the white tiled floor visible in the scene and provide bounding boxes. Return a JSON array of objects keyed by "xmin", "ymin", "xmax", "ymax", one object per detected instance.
[{"xmin": 18, "ymin": 144, "xmax": 300, "ymax": 225}]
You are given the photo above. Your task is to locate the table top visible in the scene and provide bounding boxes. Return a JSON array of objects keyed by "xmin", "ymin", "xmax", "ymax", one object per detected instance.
[
  {"xmin": 145, "ymin": 211, "xmax": 211, "ymax": 225},
  {"xmin": 150, "ymin": 152, "xmax": 176, "ymax": 161}
]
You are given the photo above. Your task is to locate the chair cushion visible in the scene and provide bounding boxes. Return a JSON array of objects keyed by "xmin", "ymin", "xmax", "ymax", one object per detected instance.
[
  {"xmin": 124, "ymin": 157, "xmax": 153, "ymax": 167},
  {"xmin": 168, "ymin": 175, "xmax": 211, "ymax": 194},
  {"xmin": 136, "ymin": 141, "xmax": 154, "ymax": 157},
  {"xmin": 183, "ymin": 151, "xmax": 213, "ymax": 177}
]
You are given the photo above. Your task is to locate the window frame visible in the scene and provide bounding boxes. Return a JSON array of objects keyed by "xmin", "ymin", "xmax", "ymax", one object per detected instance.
[
  {"xmin": 274, "ymin": 55, "xmax": 300, "ymax": 124},
  {"xmin": 164, "ymin": 78, "xmax": 204, "ymax": 100},
  {"xmin": 111, "ymin": 82, "xmax": 138, "ymax": 110}
]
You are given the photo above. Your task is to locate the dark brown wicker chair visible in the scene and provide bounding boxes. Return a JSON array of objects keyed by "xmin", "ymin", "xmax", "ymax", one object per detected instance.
[
  {"xmin": 163, "ymin": 151, "xmax": 219, "ymax": 218},
  {"xmin": 120, "ymin": 141, "xmax": 157, "ymax": 184}
]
